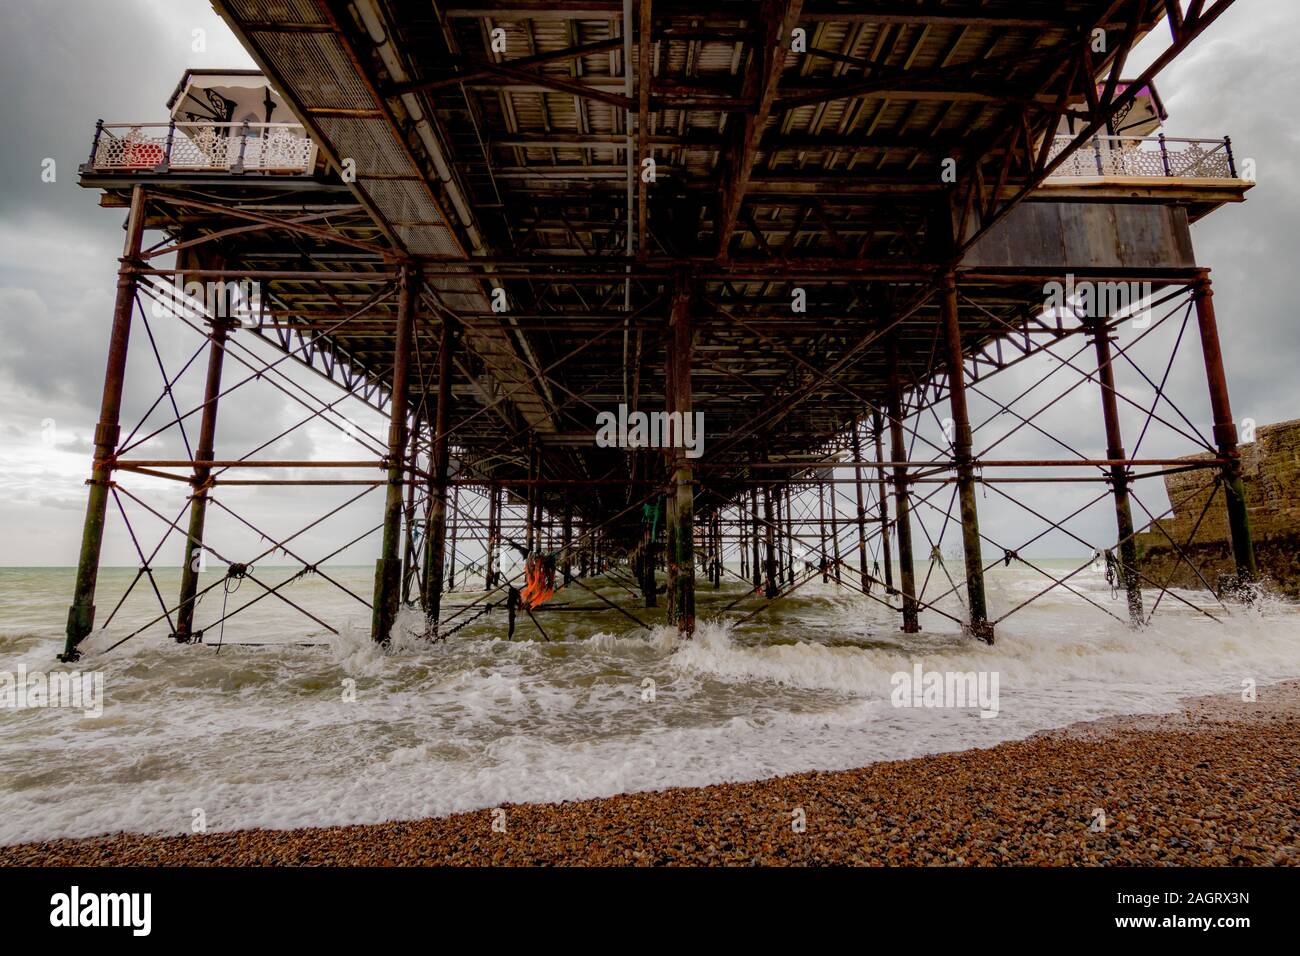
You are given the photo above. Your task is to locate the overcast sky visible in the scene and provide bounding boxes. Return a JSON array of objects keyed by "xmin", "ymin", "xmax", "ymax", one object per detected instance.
[{"xmin": 1, "ymin": 0, "xmax": 1296, "ymax": 569}]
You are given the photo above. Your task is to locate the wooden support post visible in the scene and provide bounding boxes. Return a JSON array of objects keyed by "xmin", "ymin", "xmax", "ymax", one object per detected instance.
[
  {"xmin": 421, "ymin": 306, "xmax": 456, "ymax": 625},
  {"xmin": 872, "ymin": 408, "xmax": 893, "ymax": 592},
  {"xmin": 940, "ymin": 273, "xmax": 993, "ymax": 643},
  {"xmin": 372, "ymin": 264, "xmax": 418, "ymax": 643},
  {"xmin": 173, "ymin": 251, "xmax": 231, "ymax": 643},
  {"xmin": 1091, "ymin": 318, "xmax": 1144, "ymax": 624},
  {"xmin": 887, "ymin": 342, "xmax": 920, "ymax": 633},
  {"xmin": 1193, "ymin": 272, "xmax": 1258, "ymax": 590},
  {"xmin": 63, "ymin": 186, "xmax": 147, "ymax": 661},
  {"xmin": 666, "ymin": 272, "xmax": 696, "ymax": 633},
  {"xmin": 850, "ymin": 418, "xmax": 871, "ymax": 593}
]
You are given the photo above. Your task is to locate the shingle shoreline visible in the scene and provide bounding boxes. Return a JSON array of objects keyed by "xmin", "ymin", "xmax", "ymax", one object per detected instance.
[{"xmin": 4, "ymin": 683, "xmax": 1297, "ymax": 866}]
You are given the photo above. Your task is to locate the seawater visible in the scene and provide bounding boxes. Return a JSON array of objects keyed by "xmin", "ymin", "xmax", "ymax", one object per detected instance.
[{"xmin": 1, "ymin": 563, "xmax": 1298, "ymax": 844}]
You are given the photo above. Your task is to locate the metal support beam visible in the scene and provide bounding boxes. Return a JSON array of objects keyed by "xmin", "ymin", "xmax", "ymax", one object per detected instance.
[
  {"xmin": 525, "ymin": 444, "xmax": 539, "ymax": 553},
  {"xmin": 484, "ymin": 483, "xmax": 500, "ymax": 589},
  {"xmin": 372, "ymin": 264, "xmax": 418, "ymax": 644},
  {"xmin": 1090, "ymin": 318, "xmax": 1144, "ymax": 624},
  {"xmin": 401, "ymin": 418, "xmax": 422, "ymax": 603},
  {"xmin": 850, "ymin": 417, "xmax": 870, "ymax": 593},
  {"xmin": 173, "ymin": 270, "xmax": 231, "ymax": 643},
  {"xmin": 448, "ymin": 484, "xmax": 460, "ymax": 590},
  {"xmin": 562, "ymin": 500, "xmax": 573, "ymax": 586},
  {"xmin": 422, "ymin": 304, "xmax": 457, "ymax": 626},
  {"xmin": 872, "ymin": 408, "xmax": 893, "ymax": 593},
  {"xmin": 666, "ymin": 271, "xmax": 695, "ymax": 633},
  {"xmin": 817, "ymin": 480, "xmax": 829, "ymax": 583},
  {"xmin": 887, "ymin": 342, "xmax": 920, "ymax": 633},
  {"xmin": 784, "ymin": 484, "xmax": 796, "ymax": 584},
  {"xmin": 1193, "ymin": 272, "xmax": 1258, "ymax": 590},
  {"xmin": 940, "ymin": 272, "xmax": 994, "ymax": 643},
  {"xmin": 641, "ymin": 495, "xmax": 658, "ymax": 607},
  {"xmin": 763, "ymin": 481, "xmax": 778, "ymax": 598},
  {"xmin": 743, "ymin": 494, "xmax": 754, "ymax": 582},
  {"xmin": 63, "ymin": 186, "xmax": 147, "ymax": 662}
]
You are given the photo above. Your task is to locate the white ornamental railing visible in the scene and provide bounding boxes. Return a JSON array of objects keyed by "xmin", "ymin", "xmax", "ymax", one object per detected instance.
[
  {"xmin": 1045, "ymin": 134, "xmax": 1240, "ymax": 180},
  {"xmin": 85, "ymin": 121, "xmax": 318, "ymax": 175}
]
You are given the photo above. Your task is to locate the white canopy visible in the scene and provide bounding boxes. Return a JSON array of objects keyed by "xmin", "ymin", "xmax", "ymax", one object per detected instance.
[{"xmin": 167, "ymin": 70, "xmax": 289, "ymax": 125}]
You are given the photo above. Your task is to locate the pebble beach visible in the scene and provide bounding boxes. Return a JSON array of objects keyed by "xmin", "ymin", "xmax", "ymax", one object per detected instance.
[{"xmin": 4, "ymin": 681, "xmax": 1297, "ymax": 866}]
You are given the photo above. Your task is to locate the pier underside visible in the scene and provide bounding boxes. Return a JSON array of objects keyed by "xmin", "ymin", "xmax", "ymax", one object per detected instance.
[{"xmin": 64, "ymin": 0, "xmax": 1257, "ymax": 657}]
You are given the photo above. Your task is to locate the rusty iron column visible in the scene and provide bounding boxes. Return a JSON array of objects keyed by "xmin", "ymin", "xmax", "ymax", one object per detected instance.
[
  {"xmin": 719, "ymin": 510, "xmax": 726, "ymax": 587},
  {"xmin": 63, "ymin": 186, "xmax": 147, "ymax": 661},
  {"xmin": 1090, "ymin": 317, "xmax": 1144, "ymax": 624},
  {"xmin": 743, "ymin": 496, "xmax": 754, "ymax": 580},
  {"xmin": 400, "ymin": 419, "xmax": 422, "ymax": 603},
  {"xmin": 447, "ymin": 483, "xmax": 460, "ymax": 590},
  {"xmin": 784, "ymin": 484, "xmax": 796, "ymax": 584},
  {"xmin": 750, "ymin": 482, "xmax": 762, "ymax": 590},
  {"xmin": 641, "ymin": 513, "xmax": 657, "ymax": 607},
  {"xmin": 484, "ymin": 483, "xmax": 499, "ymax": 589},
  {"xmin": 817, "ymin": 479, "xmax": 829, "ymax": 582},
  {"xmin": 872, "ymin": 408, "xmax": 893, "ymax": 592},
  {"xmin": 173, "ymin": 257, "xmax": 232, "ymax": 643},
  {"xmin": 762, "ymin": 482, "xmax": 778, "ymax": 598},
  {"xmin": 887, "ymin": 342, "xmax": 920, "ymax": 632},
  {"xmin": 373, "ymin": 264, "xmax": 418, "ymax": 643},
  {"xmin": 1193, "ymin": 272, "xmax": 1258, "ymax": 590},
  {"xmin": 421, "ymin": 305, "xmax": 456, "ymax": 625},
  {"xmin": 170, "ymin": 321, "xmax": 228, "ymax": 642},
  {"xmin": 772, "ymin": 483, "xmax": 784, "ymax": 582},
  {"xmin": 940, "ymin": 272, "xmax": 993, "ymax": 643},
  {"xmin": 666, "ymin": 271, "xmax": 695, "ymax": 633},
  {"xmin": 524, "ymin": 444, "xmax": 539, "ymax": 554},
  {"xmin": 562, "ymin": 500, "xmax": 573, "ymax": 586},
  {"xmin": 849, "ymin": 418, "xmax": 871, "ymax": 593},
  {"xmin": 829, "ymin": 463, "xmax": 842, "ymax": 584}
]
